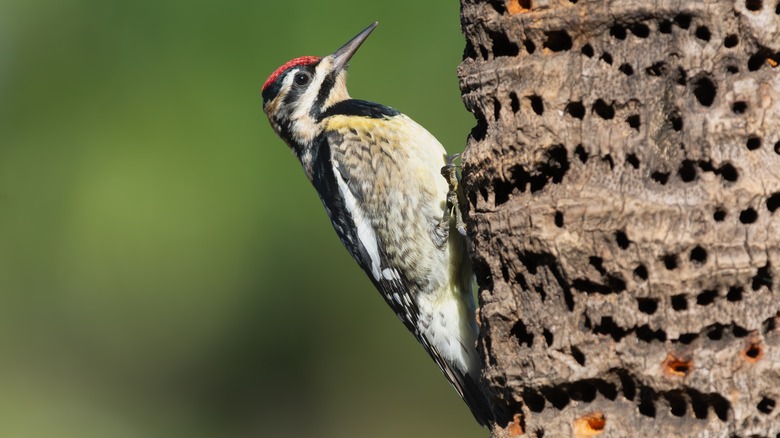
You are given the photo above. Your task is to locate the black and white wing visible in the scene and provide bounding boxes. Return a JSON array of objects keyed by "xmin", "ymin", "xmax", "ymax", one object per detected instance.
[
  {"xmin": 309, "ymin": 127, "xmax": 493, "ymax": 426},
  {"xmin": 309, "ymin": 130, "xmax": 421, "ymax": 334}
]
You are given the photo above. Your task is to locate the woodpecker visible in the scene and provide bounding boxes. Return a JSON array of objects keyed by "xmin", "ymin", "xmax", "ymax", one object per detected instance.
[{"xmin": 261, "ymin": 22, "xmax": 491, "ymax": 426}]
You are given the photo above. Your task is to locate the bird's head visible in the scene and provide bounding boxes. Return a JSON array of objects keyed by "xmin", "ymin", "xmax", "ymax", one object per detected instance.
[{"xmin": 262, "ymin": 22, "xmax": 378, "ymax": 153}]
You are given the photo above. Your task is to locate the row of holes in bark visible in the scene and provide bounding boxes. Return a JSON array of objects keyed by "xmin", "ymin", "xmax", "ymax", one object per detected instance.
[
  {"xmin": 512, "ymin": 314, "xmax": 709, "ymax": 351},
  {"xmin": 471, "ymin": 98, "xmax": 780, "ymax": 157},
  {"xmin": 629, "ymin": 243, "xmax": 771, "ymax": 279},
  {"xmin": 476, "ymin": 137, "xmax": 779, "ymax": 210},
  {"xmin": 506, "ymin": 390, "xmax": 780, "ymax": 438},
  {"xmin": 712, "ymin": 199, "xmax": 779, "ymax": 224},
  {"xmin": 562, "ymin": 78, "xmax": 751, "ymax": 125},
  {"xmin": 531, "ymin": 220, "xmax": 774, "ymax": 315},
  {"xmin": 518, "ymin": 391, "xmax": 777, "ymax": 437},
  {"xmin": 512, "ymin": 314, "xmax": 776, "ymax": 368},
  {"xmin": 500, "ymin": 248, "xmax": 772, "ymax": 320},
  {"xmin": 634, "ymin": 264, "xmax": 773, "ymax": 312},
  {"xmin": 495, "ymin": 94, "xmax": 763, "ymax": 156},
  {"xmin": 471, "ymin": 76, "xmax": 780, "ymax": 149},
  {"xmin": 468, "ymin": 11, "xmax": 780, "ymax": 72},
  {"xmin": 640, "ymin": 267, "xmax": 772, "ymax": 315},
  {"xmin": 501, "ymin": 93, "xmax": 646, "ymax": 133},
  {"xmin": 589, "ymin": 307, "xmax": 772, "ymax": 344},
  {"xmin": 514, "ymin": 220, "xmax": 775, "ymax": 307},
  {"xmin": 518, "ymin": 376, "xmax": 733, "ymax": 423},
  {"xmin": 583, "ymin": 318, "xmax": 771, "ymax": 369},
  {"xmin": 589, "ymin": 35, "xmax": 751, "ymax": 75},
  {"xmin": 508, "ymin": 239, "xmax": 773, "ymax": 310},
  {"xmin": 589, "ymin": 238, "xmax": 771, "ymax": 305},
  {"xmin": 586, "ymin": 34, "xmax": 779, "ymax": 75},
  {"xmin": 471, "ymin": 72, "xmax": 780, "ymax": 149},
  {"xmin": 569, "ymin": 149, "xmax": 780, "ymax": 206}
]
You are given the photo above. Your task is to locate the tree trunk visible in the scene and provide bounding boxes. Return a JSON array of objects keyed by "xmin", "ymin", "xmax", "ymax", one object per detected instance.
[{"xmin": 458, "ymin": 0, "xmax": 780, "ymax": 436}]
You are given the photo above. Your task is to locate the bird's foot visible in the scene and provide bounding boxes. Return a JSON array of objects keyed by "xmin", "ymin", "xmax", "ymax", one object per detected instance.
[{"xmin": 439, "ymin": 155, "xmax": 467, "ymax": 239}]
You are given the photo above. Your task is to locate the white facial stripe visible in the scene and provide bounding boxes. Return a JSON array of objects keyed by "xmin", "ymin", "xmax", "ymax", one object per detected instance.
[
  {"xmin": 303, "ymin": 65, "xmax": 329, "ymax": 108},
  {"xmin": 286, "ymin": 62, "xmax": 332, "ymax": 145},
  {"xmin": 286, "ymin": 69, "xmax": 300, "ymax": 83}
]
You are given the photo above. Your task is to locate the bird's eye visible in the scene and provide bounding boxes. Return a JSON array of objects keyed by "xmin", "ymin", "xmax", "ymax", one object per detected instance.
[{"xmin": 294, "ymin": 72, "xmax": 311, "ymax": 86}]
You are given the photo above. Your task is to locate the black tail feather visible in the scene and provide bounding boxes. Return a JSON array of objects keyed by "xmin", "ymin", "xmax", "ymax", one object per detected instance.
[{"xmin": 460, "ymin": 373, "xmax": 495, "ymax": 427}]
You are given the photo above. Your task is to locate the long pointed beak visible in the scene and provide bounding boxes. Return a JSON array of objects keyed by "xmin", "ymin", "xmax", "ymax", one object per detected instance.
[{"xmin": 331, "ymin": 22, "xmax": 378, "ymax": 72}]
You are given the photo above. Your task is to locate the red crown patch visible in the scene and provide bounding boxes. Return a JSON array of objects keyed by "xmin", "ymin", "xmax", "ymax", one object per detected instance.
[{"xmin": 262, "ymin": 56, "xmax": 321, "ymax": 91}]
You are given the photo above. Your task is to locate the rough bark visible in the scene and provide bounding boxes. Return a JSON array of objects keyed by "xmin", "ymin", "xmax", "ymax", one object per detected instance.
[{"xmin": 458, "ymin": 0, "xmax": 780, "ymax": 436}]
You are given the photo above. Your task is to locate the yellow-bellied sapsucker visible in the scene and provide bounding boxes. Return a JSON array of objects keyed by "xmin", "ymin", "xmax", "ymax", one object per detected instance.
[{"xmin": 261, "ymin": 22, "xmax": 491, "ymax": 426}]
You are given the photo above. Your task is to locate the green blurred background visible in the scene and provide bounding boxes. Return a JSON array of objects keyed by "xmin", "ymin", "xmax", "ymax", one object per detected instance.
[{"xmin": 0, "ymin": 0, "xmax": 479, "ymax": 436}]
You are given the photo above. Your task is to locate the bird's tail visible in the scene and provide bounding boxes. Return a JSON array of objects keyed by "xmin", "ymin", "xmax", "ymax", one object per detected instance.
[{"xmin": 457, "ymin": 370, "xmax": 494, "ymax": 427}]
